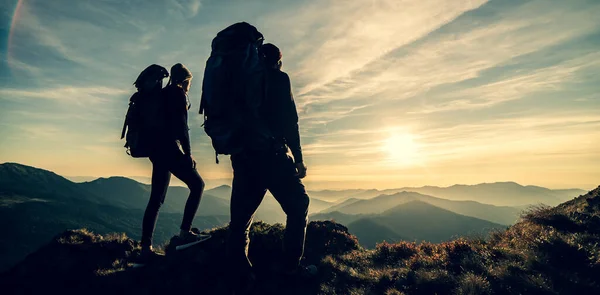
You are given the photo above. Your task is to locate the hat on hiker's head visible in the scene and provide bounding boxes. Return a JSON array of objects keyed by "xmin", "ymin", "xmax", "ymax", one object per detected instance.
[
  {"xmin": 134, "ymin": 64, "xmax": 169, "ymax": 89},
  {"xmin": 170, "ymin": 63, "xmax": 193, "ymax": 84},
  {"xmin": 261, "ymin": 43, "xmax": 282, "ymax": 66}
]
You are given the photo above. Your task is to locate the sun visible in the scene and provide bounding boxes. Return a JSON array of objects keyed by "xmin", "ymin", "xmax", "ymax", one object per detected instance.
[{"xmin": 383, "ymin": 133, "xmax": 421, "ymax": 165}]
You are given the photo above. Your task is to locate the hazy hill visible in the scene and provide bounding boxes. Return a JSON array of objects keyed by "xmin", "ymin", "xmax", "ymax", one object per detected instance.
[
  {"xmin": 368, "ymin": 200, "xmax": 505, "ymax": 243},
  {"xmin": 394, "ymin": 182, "xmax": 585, "ymax": 206},
  {"xmin": 309, "ymin": 182, "xmax": 586, "ymax": 207},
  {"xmin": 345, "ymin": 218, "xmax": 403, "ymax": 248},
  {"xmin": 0, "ymin": 162, "xmax": 103, "ymax": 204},
  {"xmin": 203, "ymin": 184, "xmax": 334, "ymax": 218},
  {"xmin": 0, "ymin": 190, "xmax": 228, "ymax": 272},
  {"xmin": 306, "ymin": 189, "xmax": 368, "ymax": 202},
  {"xmin": 0, "ymin": 163, "xmax": 325, "ymax": 270},
  {"xmin": 204, "ymin": 184, "xmax": 232, "ymax": 200},
  {"xmin": 311, "ymin": 210, "xmax": 362, "ymax": 226},
  {"xmin": 0, "ymin": 163, "xmax": 229, "ymax": 272},
  {"xmin": 3, "ymin": 187, "xmax": 599, "ymax": 294},
  {"xmin": 315, "ymin": 201, "xmax": 505, "ymax": 247},
  {"xmin": 321, "ymin": 197, "xmax": 362, "ymax": 213},
  {"xmin": 323, "ymin": 191, "xmax": 522, "ymax": 225},
  {"xmin": 79, "ymin": 177, "xmax": 231, "ymax": 216},
  {"xmin": 189, "ymin": 184, "xmax": 286, "ymax": 223}
]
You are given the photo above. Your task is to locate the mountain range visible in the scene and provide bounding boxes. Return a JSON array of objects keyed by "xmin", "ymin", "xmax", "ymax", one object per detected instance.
[
  {"xmin": 317, "ymin": 191, "xmax": 522, "ymax": 225},
  {"xmin": 308, "ymin": 183, "xmax": 585, "ymax": 206},
  {"xmin": 0, "ymin": 162, "xmax": 585, "ymax": 271},
  {"xmin": 313, "ymin": 200, "xmax": 505, "ymax": 248},
  {"xmin": 0, "ymin": 163, "xmax": 228, "ymax": 272},
  {"xmin": 3, "ymin": 186, "xmax": 599, "ymax": 294}
]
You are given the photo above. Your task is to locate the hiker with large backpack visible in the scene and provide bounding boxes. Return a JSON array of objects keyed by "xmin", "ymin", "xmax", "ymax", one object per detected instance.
[
  {"xmin": 122, "ymin": 64, "xmax": 210, "ymax": 265},
  {"xmin": 199, "ymin": 22, "xmax": 313, "ymax": 286}
]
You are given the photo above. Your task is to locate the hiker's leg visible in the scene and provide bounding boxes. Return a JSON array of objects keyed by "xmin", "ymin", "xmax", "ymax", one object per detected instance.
[
  {"xmin": 169, "ymin": 151, "xmax": 205, "ymax": 232},
  {"xmin": 267, "ymin": 153, "xmax": 310, "ymax": 270},
  {"xmin": 141, "ymin": 157, "xmax": 171, "ymax": 249},
  {"xmin": 228, "ymin": 153, "xmax": 267, "ymax": 271}
]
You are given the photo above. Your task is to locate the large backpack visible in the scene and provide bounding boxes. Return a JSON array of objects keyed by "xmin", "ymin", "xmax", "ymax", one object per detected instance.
[
  {"xmin": 121, "ymin": 64, "xmax": 169, "ymax": 158},
  {"xmin": 199, "ymin": 22, "xmax": 271, "ymax": 161}
]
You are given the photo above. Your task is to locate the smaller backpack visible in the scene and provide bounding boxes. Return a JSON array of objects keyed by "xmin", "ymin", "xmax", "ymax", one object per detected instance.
[{"xmin": 121, "ymin": 64, "xmax": 169, "ymax": 158}]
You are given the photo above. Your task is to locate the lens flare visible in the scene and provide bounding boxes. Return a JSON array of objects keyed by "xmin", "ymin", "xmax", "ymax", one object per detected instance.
[{"xmin": 7, "ymin": 0, "xmax": 25, "ymax": 70}]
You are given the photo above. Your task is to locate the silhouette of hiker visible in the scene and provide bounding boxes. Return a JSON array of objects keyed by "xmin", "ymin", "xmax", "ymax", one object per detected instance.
[
  {"xmin": 138, "ymin": 63, "xmax": 210, "ymax": 264},
  {"xmin": 227, "ymin": 44, "xmax": 312, "ymax": 279}
]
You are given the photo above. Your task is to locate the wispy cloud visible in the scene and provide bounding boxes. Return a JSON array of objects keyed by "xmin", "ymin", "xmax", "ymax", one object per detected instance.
[
  {"xmin": 259, "ymin": 0, "xmax": 488, "ymax": 94},
  {"xmin": 414, "ymin": 52, "xmax": 600, "ymax": 113},
  {"xmin": 301, "ymin": 0, "xmax": 600, "ymax": 106},
  {"xmin": 0, "ymin": 86, "xmax": 129, "ymax": 104},
  {"xmin": 9, "ymin": 2, "xmax": 96, "ymax": 67}
]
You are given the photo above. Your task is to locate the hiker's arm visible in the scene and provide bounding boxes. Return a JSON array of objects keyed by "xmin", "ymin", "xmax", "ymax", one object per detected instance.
[
  {"xmin": 172, "ymin": 89, "xmax": 192, "ymax": 155},
  {"xmin": 281, "ymin": 75, "xmax": 303, "ymax": 164},
  {"xmin": 179, "ymin": 124, "xmax": 192, "ymax": 156}
]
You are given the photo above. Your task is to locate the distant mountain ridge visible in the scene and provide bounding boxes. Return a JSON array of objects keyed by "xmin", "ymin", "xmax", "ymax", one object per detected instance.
[
  {"xmin": 319, "ymin": 191, "xmax": 522, "ymax": 225},
  {"xmin": 0, "ymin": 163, "xmax": 333, "ymax": 271},
  {"xmin": 0, "ymin": 163, "xmax": 229, "ymax": 272},
  {"xmin": 0, "ymin": 162, "xmax": 586, "ymax": 272},
  {"xmin": 78, "ymin": 176, "xmax": 231, "ymax": 216},
  {"xmin": 314, "ymin": 200, "xmax": 505, "ymax": 247},
  {"xmin": 309, "ymin": 181, "xmax": 585, "ymax": 206},
  {"xmin": 344, "ymin": 218, "xmax": 403, "ymax": 248}
]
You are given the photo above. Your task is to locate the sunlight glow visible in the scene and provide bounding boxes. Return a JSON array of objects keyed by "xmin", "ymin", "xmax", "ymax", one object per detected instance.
[{"xmin": 383, "ymin": 133, "xmax": 421, "ymax": 166}]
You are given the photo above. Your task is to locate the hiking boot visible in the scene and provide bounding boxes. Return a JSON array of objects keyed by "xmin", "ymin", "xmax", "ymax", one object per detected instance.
[
  {"xmin": 174, "ymin": 231, "xmax": 212, "ymax": 251},
  {"xmin": 132, "ymin": 248, "xmax": 164, "ymax": 268}
]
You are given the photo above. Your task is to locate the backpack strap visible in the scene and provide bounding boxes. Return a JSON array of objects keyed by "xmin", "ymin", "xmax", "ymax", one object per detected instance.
[
  {"xmin": 120, "ymin": 118, "xmax": 127, "ymax": 139},
  {"xmin": 120, "ymin": 100, "xmax": 134, "ymax": 139},
  {"xmin": 199, "ymin": 91, "xmax": 205, "ymax": 115}
]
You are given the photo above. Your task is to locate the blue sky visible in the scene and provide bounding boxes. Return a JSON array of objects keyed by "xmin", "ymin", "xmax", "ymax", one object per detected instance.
[{"xmin": 0, "ymin": 0, "xmax": 598, "ymax": 189}]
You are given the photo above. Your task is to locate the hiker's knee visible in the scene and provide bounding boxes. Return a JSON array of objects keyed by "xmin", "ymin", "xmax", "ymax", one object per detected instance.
[
  {"xmin": 147, "ymin": 193, "xmax": 165, "ymax": 209},
  {"xmin": 288, "ymin": 193, "xmax": 310, "ymax": 219},
  {"xmin": 189, "ymin": 176, "xmax": 205, "ymax": 195}
]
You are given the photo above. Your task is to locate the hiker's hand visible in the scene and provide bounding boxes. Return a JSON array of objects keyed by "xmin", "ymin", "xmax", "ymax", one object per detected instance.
[
  {"xmin": 295, "ymin": 162, "xmax": 307, "ymax": 179},
  {"xmin": 187, "ymin": 155, "xmax": 197, "ymax": 169}
]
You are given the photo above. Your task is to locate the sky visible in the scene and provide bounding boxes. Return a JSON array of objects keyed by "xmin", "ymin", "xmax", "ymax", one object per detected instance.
[{"xmin": 0, "ymin": 0, "xmax": 599, "ymax": 190}]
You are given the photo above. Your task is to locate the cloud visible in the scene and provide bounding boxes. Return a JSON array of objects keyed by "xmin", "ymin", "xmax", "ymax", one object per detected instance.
[
  {"xmin": 302, "ymin": 0, "xmax": 600, "ymax": 105},
  {"xmin": 6, "ymin": 63, "xmax": 38, "ymax": 80},
  {"xmin": 258, "ymin": 0, "xmax": 488, "ymax": 94},
  {"xmin": 0, "ymin": 86, "xmax": 129, "ymax": 104},
  {"xmin": 9, "ymin": 1, "xmax": 96, "ymax": 68},
  {"xmin": 189, "ymin": 0, "xmax": 202, "ymax": 17},
  {"xmin": 413, "ymin": 51, "xmax": 600, "ymax": 113}
]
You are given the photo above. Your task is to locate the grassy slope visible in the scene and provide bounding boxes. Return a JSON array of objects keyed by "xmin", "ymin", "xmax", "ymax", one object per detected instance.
[{"xmin": 2, "ymin": 186, "xmax": 599, "ymax": 295}]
